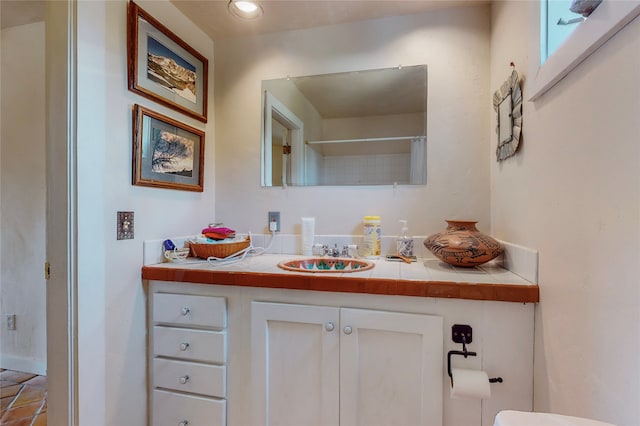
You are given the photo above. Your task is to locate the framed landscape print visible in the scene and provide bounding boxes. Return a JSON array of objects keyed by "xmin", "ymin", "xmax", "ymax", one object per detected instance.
[
  {"xmin": 127, "ymin": 1, "xmax": 208, "ymax": 122},
  {"xmin": 132, "ymin": 104, "xmax": 205, "ymax": 192}
]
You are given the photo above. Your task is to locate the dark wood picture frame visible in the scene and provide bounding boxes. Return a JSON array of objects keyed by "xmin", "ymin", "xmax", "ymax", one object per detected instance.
[
  {"xmin": 127, "ymin": 1, "xmax": 208, "ymax": 122},
  {"xmin": 132, "ymin": 104, "xmax": 205, "ymax": 192}
]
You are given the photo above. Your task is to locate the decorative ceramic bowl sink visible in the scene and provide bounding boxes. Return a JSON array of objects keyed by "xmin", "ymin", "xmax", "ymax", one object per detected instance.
[{"xmin": 277, "ymin": 257, "xmax": 375, "ymax": 273}]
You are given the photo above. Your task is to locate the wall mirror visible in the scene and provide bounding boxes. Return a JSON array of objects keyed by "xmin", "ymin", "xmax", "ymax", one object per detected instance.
[
  {"xmin": 261, "ymin": 65, "xmax": 428, "ymax": 186},
  {"xmin": 493, "ymin": 69, "xmax": 522, "ymax": 161},
  {"xmin": 498, "ymin": 89, "xmax": 513, "ymax": 144}
]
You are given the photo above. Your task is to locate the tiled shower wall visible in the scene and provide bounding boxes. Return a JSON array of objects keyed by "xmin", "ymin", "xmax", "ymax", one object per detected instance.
[{"xmin": 320, "ymin": 153, "xmax": 411, "ymax": 185}]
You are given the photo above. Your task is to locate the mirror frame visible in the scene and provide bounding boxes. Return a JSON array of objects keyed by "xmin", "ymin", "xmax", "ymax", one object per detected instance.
[{"xmin": 493, "ymin": 69, "xmax": 522, "ymax": 161}]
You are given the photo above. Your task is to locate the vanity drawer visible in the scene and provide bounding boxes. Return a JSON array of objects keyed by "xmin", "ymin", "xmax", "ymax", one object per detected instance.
[
  {"xmin": 154, "ymin": 326, "xmax": 227, "ymax": 363},
  {"xmin": 153, "ymin": 293, "xmax": 226, "ymax": 328},
  {"xmin": 153, "ymin": 358, "xmax": 226, "ymax": 398},
  {"xmin": 152, "ymin": 389, "xmax": 226, "ymax": 426}
]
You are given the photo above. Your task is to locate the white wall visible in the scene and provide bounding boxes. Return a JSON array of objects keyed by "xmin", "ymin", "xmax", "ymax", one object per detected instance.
[
  {"xmin": 37, "ymin": 1, "xmax": 640, "ymax": 424},
  {"xmin": 214, "ymin": 6, "xmax": 492, "ymax": 238},
  {"xmin": 75, "ymin": 1, "xmax": 215, "ymax": 424},
  {"xmin": 491, "ymin": 2, "xmax": 640, "ymax": 424},
  {"xmin": 0, "ymin": 21, "xmax": 47, "ymax": 375}
]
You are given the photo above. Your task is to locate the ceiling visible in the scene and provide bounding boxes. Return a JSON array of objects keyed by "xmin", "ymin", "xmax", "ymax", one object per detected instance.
[
  {"xmin": 287, "ymin": 65, "xmax": 427, "ymax": 118},
  {"xmin": 171, "ymin": 0, "xmax": 489, "ymax": 41},
  {"xmin": 1, "ymin": 0, "xmax": 489, "ymax": 38}
]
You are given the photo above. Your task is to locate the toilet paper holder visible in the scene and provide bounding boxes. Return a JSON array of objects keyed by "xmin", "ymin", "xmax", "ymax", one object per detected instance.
[{"xmin": 447, "ymin": 324, "xmax": 503, "ymax": 386}]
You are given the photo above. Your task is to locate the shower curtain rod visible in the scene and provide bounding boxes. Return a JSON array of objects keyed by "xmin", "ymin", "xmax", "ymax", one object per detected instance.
[{"xmin": 306, "ymin": 135, "xmax": 425, "ymax": 145}]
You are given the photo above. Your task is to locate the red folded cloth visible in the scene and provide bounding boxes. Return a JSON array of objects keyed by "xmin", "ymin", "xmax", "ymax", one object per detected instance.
[
  {"xmin": 201, "ymin": 226, "xmax": 236, "ymax": 241},
  {"xmin": 201, "ymin": 226, "xmax": 235, "ymax": 236},
  {"xmin": 204, "ymin": 232, "xmax": 229, "ymax": 240}
]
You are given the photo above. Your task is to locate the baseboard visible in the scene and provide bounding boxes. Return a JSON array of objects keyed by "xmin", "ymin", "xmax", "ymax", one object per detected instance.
[{"xmin": 0, "ymin": 354, "xmax": 46, "ymax": 376}]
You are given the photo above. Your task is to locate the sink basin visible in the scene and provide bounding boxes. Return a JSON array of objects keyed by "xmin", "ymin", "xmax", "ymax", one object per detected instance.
[{"xmin": 278, "ymin": 257, "xmax": 375, "ymax": 273}]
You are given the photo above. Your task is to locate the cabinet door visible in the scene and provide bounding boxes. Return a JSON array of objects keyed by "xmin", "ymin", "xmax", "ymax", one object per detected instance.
[
  {"xmin": 340, "ymin": 308, "xmax": 443, "ymax": 426},
  {"xmin": 252, "ymin": 302, "xmax": 340, "ymax": 426}
]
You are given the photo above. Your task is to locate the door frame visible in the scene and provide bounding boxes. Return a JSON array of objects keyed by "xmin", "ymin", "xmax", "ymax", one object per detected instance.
[
  {"xmin": 45, "ymin": 1, "xmax": 78, "ymax": 424},
  {"xmin": 261, "ymin": 91, "xmax": 305, "ymax": 186}
]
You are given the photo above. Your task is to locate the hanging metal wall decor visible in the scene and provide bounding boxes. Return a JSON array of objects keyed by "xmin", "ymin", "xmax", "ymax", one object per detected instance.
[{"xmin": 493, "ymin": 64, "xmax": 523, "ymax": 161}]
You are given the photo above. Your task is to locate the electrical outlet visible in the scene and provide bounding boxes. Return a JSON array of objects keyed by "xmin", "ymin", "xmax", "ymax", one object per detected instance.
[
  {"xmin": 6, "ymin": 314, "xmax": 16, "ymax": 330},
  {"xmin": 268, "ymin": 211, "xmax": 280, "ymax": 232},
  {"xmin": 117, "ymin": 211, "xmax": 134, "ymax": 240}
]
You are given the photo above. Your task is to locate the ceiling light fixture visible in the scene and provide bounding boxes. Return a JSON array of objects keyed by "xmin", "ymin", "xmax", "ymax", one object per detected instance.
[{"xmin": 228, "ymin": 0, "xmax": 264, "ymax": 20}]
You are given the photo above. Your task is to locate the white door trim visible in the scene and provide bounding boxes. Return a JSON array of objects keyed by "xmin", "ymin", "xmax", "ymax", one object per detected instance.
[
  {"xmin": 261, "ymin": 91, "xmax": 305, "ymax": 186},
  {"xmin": 45, "ymin": 1, "xmax": 78, "ymax": 424}
]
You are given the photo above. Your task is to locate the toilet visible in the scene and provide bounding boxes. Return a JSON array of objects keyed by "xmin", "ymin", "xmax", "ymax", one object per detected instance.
[{"xmin": 494, "ymin": 410, "xmax": 617, "ymax": 426}]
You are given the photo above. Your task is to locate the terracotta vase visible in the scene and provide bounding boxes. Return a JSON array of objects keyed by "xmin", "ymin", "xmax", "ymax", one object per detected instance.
[{"xmin": 424, "ymin": 220, "xmax": 503, "ymax": 267}]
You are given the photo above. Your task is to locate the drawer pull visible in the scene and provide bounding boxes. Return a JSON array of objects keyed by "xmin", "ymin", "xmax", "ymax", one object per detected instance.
[
  {"xmin": 325, "ymin": 322, "xmax": 335, "ymax": 332},
  {"xmin": 178, "ymin": 421, "xmax": 189, "ymax": 426},
  {"xmin": 343, "ymin": 326, "xmax": 353, "ymax": 335},
  {"xmin": 181, "ymin": 307, "xmax": 190, "ymax": 316},
  {"xmin": 179, "ymin": 375, "xmax": 190, "ymax": 384},
  {"xmin": 179, "ymin": 342, "xmax": 190, "ymax": 351}
]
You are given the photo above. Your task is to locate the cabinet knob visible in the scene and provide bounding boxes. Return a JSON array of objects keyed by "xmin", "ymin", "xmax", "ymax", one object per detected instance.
[
  {"xmin": 343, "ymin": 326, "xmax": 353, "ymax": 335},
  {"xmin": 181, "ymin": 307, "xmax": 190, "ymax": 316},
  {"xmin": 325, "ymin": 322, "xmax": 335, "ymax": 332},
  {"xmin": 179, "ymin": 342, "xmax": 190, "ymax": 351},
  {"xmin": 178, "ymin": 421, "xmax": 189, "ymax": 426},
  {"xmin": 179, "ymin": 375, "xmax": 190, "ymax": 384}
]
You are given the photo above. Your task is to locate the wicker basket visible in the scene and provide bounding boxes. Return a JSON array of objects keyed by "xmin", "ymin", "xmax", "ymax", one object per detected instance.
[{"xmin": 189, "ymin": 237, "xmax": 250, "ymax": 259}]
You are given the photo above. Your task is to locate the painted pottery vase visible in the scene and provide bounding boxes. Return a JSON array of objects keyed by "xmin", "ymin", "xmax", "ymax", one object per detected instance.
[{"xmin": 424, "ymin": 220, "xmax": 503, "ymax": 267}]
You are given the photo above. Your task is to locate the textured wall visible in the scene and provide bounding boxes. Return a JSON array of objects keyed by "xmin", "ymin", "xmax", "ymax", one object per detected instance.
[
  {"xmin": 74, "ymin": 1, "xmax": 216, "ymax": 424},
  {"xmin": 491, "ymin": 2, "xmax": 640, "ymax": 424},
  {"xmin": 214, "ymin": 5, "xmax": 493, "ymax": 239},
  {"xmin": 0, "ymin": 21, "xmax": 46, "ymax": 375}
]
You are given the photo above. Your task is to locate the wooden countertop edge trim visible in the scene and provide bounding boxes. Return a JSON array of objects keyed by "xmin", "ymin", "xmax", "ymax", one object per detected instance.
[{"xmin": 141, "ymin": 266, "xmax": 539, "ymax": 303}]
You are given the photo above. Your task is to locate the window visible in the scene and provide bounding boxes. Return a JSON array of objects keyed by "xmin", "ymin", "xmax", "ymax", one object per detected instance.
[
  {"xmin": 541, "ymin": 0, "xmax": 585, "ymax": 63},
  {"xmin": 529, "ymin": 0, "xmax": 640, "ymax": 101}
]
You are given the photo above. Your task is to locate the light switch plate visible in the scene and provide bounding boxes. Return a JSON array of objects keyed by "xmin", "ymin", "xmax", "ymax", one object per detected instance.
[
  {"xmin": 6, "ymin": 314, "xmax": 16, "ymax": 330},
  {"xmin": 117, "ymin": 211, "xmax": 134, "ymax": 240}
]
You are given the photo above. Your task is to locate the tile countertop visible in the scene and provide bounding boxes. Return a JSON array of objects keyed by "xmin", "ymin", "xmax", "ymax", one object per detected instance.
[{"xmin": 141, "ymin": 254, "xmax": 539, "ymax": 303}]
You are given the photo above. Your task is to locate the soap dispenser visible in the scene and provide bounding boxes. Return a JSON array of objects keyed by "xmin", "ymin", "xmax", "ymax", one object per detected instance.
[{"xmin": 396, "ymin": 220, "xmax": 414, "ymax": 257}]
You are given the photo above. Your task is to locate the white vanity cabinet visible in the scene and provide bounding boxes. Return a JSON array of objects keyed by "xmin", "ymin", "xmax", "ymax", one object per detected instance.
[
  {"xmin": 251, "ymin": 302, "xmax": 444, "ymax": 426},
  {"xmin": 145, "ymin": 277, "xmax": 535, "ymax": 426},
  {"xmin": 148, "ymin": 291, "xmax": 227, "ymax": 426}
]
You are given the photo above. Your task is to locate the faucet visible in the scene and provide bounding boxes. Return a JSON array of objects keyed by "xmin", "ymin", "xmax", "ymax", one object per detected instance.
[{"xmin": 322, "ymin": 244, "xmax": 352, "ymax": 257}]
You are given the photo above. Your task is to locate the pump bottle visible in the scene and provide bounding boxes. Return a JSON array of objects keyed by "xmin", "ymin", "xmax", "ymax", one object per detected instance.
[{"xmin": 396, "ymin": 220, "xmax": 414, "ymax": 257}]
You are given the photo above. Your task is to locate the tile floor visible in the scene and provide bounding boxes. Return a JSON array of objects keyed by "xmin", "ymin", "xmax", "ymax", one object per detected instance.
[{"xmin": 0, "ymin": 369, "xmax": 47, "ymax": 426}]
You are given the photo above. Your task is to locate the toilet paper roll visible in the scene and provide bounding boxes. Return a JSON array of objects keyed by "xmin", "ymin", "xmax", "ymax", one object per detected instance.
[{"xmin": 450, "ymin": 368, "xmax": 491, "ymax": 400}]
